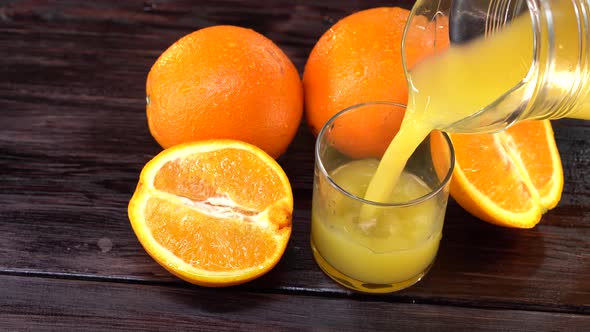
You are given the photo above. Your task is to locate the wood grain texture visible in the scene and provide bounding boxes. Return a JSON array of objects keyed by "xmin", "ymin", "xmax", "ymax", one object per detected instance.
[
  {"xmin": 1, "ymin": 0, "xmax": 589, "ymax": 328},
  {"xmin": 1, "ymin": 275, "xmax": 589, "ymax": 332}
]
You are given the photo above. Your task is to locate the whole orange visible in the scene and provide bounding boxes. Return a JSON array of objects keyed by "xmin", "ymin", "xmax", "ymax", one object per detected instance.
[
  {"xmin": 146, "ymin": 25, "xmax": 303, "ymax": 159},
  {"xmin": 303, "ymin": 7, "xmax": 446, "ymax": 158}
]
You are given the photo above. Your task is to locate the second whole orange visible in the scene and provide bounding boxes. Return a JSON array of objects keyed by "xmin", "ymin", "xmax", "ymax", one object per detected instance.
[
  {"xmin": 303, "ymin": 8, "xmax": 409, "ymax": 136},
  {"xmin": 303, "ymin": 7, "xmax": 449, "ymax": 158},
  {"xmin": 146, "ymin": 25, "xmax": 303, "ymax": 159}
]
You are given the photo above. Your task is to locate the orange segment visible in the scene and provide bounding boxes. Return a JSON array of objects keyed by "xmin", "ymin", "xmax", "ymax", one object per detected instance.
[
  {"xmin": 128, "ymin": 140, "xmax": 293, "ymax": 286},
  {"xmin": 443, "ymin": 120, "xmax": 563, "ymax": 228},
  {"xmin": 502, "ymin": 120, "xmax": 563, "ymax": 208},
  {"xmin": 145, "ymin": 196, "xmax": 281, "ymax": 272},
  {"xmin": 153, "ymin": 148, "xmax": 286, "ymax": 211}
]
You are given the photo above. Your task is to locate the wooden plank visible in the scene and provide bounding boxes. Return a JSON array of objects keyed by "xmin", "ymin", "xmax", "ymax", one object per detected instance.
[
  {"xmin": 1, "ymin": 182, "xmax": 589, "ymax": 314},
  {"xmin": 1, "ymin": 0, "xmax": 589, "ymax": 317},
  {"xmin": 1, "ymin": 274, "xmax": 589, "ymax": 331}
]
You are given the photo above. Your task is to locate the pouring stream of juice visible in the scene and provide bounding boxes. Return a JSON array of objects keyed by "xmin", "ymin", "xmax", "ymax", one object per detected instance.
[{"xmin": 362, "ymin": 4, "xmax": 590, "ymax": 210}]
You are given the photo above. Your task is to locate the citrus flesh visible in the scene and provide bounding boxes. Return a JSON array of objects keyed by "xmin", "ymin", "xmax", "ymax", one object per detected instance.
[
  {"xmin": 445, "ymin": 120, "xmax": 563, "ymax": 228},
  {"xmin": 128, "ymin": 140, "xmax": 293, "ymax": 286}
]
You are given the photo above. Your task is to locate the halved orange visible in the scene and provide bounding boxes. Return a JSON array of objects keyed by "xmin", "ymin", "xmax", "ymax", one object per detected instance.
[
  {"xmin": 128, "ymin": 140, "xmax": 293, "ymax": 286},
  {"xmin": 435, "ymin": 120, "xmax": 563, "ymax": 228}
]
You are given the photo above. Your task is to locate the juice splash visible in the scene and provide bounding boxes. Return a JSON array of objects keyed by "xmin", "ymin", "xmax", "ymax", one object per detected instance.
[{"xmin": 311, "ymin": 159, "xmax": 444, "ymax": 286}]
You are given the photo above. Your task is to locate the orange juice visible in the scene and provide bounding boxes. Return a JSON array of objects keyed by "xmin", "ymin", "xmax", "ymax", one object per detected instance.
[
  {"xmin": 365, "ymin": 3, "xmax": 590, "ymax": 205},
  {"xmin": 311, "ymin": 159, "xmax": 445, "ymax": 290}
]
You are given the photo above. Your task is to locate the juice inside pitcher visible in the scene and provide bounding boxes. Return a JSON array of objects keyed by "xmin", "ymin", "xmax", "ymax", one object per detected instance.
[{"xmin": 364, "ymin": 0, "xmax": 590, "ymax": 205}]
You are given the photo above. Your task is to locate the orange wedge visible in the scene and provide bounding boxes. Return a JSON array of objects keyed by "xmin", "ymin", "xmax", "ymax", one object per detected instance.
[
  {"xmin": 128, "ymin": 140, "xmax": 293, "ymax": 286},
  {"xmin": 442, "ymin": 120, "xmax": 563, "ymax": 228}
]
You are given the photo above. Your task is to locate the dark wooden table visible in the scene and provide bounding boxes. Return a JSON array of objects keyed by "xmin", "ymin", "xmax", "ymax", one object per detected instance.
[{"xmin": 1, "ymin": 0, "xmax": 589, "ymax": 330}]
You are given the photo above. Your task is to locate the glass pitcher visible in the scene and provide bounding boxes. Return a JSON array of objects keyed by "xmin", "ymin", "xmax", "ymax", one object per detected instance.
[{"xmin": 402, "ymin": 0, "xmax": 590, "ymax": 133}]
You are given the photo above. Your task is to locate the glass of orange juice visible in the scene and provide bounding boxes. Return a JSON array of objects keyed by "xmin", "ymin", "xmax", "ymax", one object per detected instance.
[{"xmin": 310, "ymin": 102, "xmax": 455, "ymax": 293}]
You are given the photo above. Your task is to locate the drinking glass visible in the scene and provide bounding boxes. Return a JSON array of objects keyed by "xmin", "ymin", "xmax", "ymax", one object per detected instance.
[{"xmin": 310, "ymin": 102, "xmax": 455, "ymax": 293}]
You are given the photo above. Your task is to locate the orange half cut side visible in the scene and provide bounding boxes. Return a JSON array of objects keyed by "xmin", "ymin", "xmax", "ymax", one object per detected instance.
[
  {"xmin": 128, "ymin": 140, "xmax": 293, "ymax": 286},
  {"xmin": 446, "ymin": 120, "xmax": 563, "ymax": 228}
]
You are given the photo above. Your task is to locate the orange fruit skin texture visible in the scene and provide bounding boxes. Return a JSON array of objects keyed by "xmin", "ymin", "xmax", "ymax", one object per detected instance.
[
  {"xmin": 303, "ymin": 7, "xmax": 448, "ymax": 158},
  {"xmin": 146, "ymin": 25, "xmax": 303, "ymax": 159},
  {"xmin": 432, "ymin": 120, "xmax": 563, "ymax": 228},
  {"xmin": 128, "ymin": 140, "xmax": 293, "ymax": 287},
  {"xmin": 328, "ymin": 102, "xmax": 406, "ymax": 159}
]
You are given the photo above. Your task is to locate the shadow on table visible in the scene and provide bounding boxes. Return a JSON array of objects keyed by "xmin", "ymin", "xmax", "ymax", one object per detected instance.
[{"xmin": 421, "ymin": 200, "xmax": 547, "ymax": 302}]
